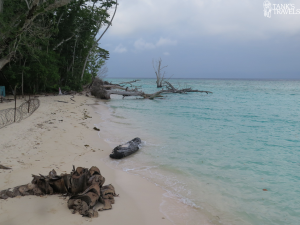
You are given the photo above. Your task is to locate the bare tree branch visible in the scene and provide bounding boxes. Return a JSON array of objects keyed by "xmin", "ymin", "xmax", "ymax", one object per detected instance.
[
  {"xmin": 163, "ymin": 81, "xmax": 212, "ymax": 94},
  {"xmin": 53, "ymin": 34, "xmax": 74, "ymax": 50},
  {"xmin": 57, "ymin": 12, "xmax": 64, "ymax": 26},
  {"xmin": 153, "ymin": 58, "xmax": 168, "ymax": 88},
  {"xmin": 24, "ymin": 0, "xmax": 30, "ymax": 9}
]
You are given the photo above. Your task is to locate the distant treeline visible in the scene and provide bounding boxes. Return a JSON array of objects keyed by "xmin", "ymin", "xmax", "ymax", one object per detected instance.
[{"xmin": 0, "ymin": 0, "xmax": 116, "ymax": 93}]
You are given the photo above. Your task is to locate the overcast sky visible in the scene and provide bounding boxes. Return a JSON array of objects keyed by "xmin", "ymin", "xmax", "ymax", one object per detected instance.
[{"xmin": 100, "ymin": 0, "xmax": 300, "ymax": 79}]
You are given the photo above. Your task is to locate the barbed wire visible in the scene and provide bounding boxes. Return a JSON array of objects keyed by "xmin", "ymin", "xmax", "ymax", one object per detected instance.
[{"xmin": 0, "ymin": 98, "xmax": 40, "ymax": 129}]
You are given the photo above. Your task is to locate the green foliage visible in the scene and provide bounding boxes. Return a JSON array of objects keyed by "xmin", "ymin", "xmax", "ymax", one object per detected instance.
[{"xmin": 0, "ymin": 0, "xmax": 115, "ymax": 93}]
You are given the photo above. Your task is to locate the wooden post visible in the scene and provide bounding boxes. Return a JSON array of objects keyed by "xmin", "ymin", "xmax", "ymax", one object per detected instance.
[
  {"xmin": 14, "ymin": 86, "xmax": 17, "ymax": 122},
  {"xmin": 28, "ymin": 95, "xmax": 30, "ymax": 113},
  {"xmin": 22, "ymin": 71, "xmax": 24, "ymax": 98},
  {"xmin": 22, "ymin": 58, "xmax": 26, "ymax": 98}
]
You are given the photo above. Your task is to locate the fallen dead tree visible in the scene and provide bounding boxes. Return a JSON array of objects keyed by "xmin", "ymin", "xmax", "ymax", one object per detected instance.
[
  {"xmin": 0, "ymin": 165, "xmax": 117, "ymax": 218},
  {"xmin": 91, "ymin": 78, "xmax": 163, "ymax": 100},
  {"xmin": 163, "ymin": 81, "xmax": 213, "ymax": 94},
  {"xmin": 153, "ymin": 58, "xmax": 168, "ymax": 88},
  {"xmin": 110, "ymin": 137, "xmax": 142, "ymax": 159},
  {"xmin": 90, "ymin": 78, "xmax": 212, "ymax": 100}
]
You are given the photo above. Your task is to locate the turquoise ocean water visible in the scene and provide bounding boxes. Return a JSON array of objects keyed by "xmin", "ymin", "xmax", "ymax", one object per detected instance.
[{"xmin": 98, "ymin": 79, "xmax": 300, "ymax": 225}]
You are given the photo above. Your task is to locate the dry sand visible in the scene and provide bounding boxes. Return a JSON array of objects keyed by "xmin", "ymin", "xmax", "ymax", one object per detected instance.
[{"xmin": 0, "ymin": 95, "xmax": 172, "ymax": 225}]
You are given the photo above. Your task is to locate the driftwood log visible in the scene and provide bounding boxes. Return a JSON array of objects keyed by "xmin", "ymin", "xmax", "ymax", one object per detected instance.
[
  {"xmin": 110, "ymin": 137, "xmax": 142, "ymax": 159},
  {"xmin": 0, "ymin": 165, "xmax": 117, "ymax": 218},
  {"xmin": 90, "ymin": 78, "xmax": 212, "ymax": 100}
]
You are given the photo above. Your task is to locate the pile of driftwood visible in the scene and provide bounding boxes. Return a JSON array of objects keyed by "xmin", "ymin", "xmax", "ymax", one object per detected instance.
[
  {"xmin": 90, "ymin": 78, "xmax": 212, "ymax": 100},
  {"xmin": 0, "ymin": 166, "xmax": 117, "ymax": 218}
]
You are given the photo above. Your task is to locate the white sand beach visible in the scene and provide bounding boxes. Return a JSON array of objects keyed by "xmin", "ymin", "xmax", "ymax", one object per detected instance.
[{"xmin": 0, "ymin": 95, "xmax": 173, "ymax": 225}]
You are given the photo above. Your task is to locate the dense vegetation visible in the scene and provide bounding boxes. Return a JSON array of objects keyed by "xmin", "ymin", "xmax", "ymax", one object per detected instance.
[{"xmin": 0, "ymin": 0, "xmax": 115, "ymax": 94}]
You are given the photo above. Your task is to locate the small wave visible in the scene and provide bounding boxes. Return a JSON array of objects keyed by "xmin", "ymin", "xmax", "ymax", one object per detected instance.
[{"xmin": 123, "ymin": 166, "xmax": 157, "ymax": 172}]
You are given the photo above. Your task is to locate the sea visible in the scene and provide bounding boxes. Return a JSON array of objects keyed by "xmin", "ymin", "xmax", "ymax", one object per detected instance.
[{"xmin": 95, "ymin": 79, "xmax": 300, "ymax": 225}]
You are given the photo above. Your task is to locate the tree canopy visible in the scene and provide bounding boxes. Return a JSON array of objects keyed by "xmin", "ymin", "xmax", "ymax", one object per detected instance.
[{"xmin": 0, "ymin": 0, "xmax": 116, "ymax": 93}]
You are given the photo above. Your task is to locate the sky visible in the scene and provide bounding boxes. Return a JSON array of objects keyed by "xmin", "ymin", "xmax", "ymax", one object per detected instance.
[{"xmin": 100, "ymin": 0, "xmax": 300, "ymax": 79}]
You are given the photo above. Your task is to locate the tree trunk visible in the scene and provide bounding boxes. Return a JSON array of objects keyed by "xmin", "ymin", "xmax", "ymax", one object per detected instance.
[
  {"xmin": 107, "ymin": 90, "xmax": 145, "ymax": 98},
  {"xmin": 0, "ymin": 56, "xmax": 11, "ymax": 71},
  {"xmin": 80, "ymin": 51, "xmax": 90, "ymax": 81},
  {"xmin": 80, "ymin": 0, "xmax": 118, "ymax": 81},
  {"xmin": 90, "ymin": 78, "xmax": 212, "ymax": 100},
  {"xmin": 21, "ymin": 58, "xmax": 27, "ymax": 98},
  {"xmin": 157, "ymin": 60, "xmax": 162, "ymax": 87},
  {"xmin": 0, "ymin": 0, "xmax": 3, "ymax": 13},
  {"xmin": 72, "ymin": 37, "xmax": 78, "ymax": 77},
  {"xmin": 22, "ymin": 71, "xmax": 24, "ymax": 97},
  {"xmin": 153, "ymin": 58, "xmax": 167, "ymax": 88}
]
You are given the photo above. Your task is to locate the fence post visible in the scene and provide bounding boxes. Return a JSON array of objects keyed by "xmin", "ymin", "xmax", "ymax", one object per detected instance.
[
  {"xmin": 22, "ymin": 71, "xmax": 24, "ymax": 98},
  {"xmin": 14, "ymin": 86, "xmax": 17, "ymax": 122},
  {"xmin": 28, "ymin": 95, "xmax": 31, "ymax": 113}
]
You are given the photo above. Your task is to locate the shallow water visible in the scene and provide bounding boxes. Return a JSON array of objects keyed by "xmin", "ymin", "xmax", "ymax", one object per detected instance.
[{"xmin": 96, "ymin": 79, "xmax": 300, "ymax": 225}]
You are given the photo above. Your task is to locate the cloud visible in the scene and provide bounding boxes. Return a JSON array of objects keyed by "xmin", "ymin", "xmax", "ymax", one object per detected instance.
[
  {"xmin": 134, "ymin": 37, "xmax": 177, "ymax": 50},
  {"xmin": 134, "ymin": 39, "xmax": 156, "ymax": 50},
  {"xmin": 163, "ymin": 52, "xmax": 170, "ymax": 56},
  {"xmin": 114, "ymin": 44, "xmax": 127, "ymax": 53},
  {"xmin": 157, "ymin": 38, "xmax": 177, "ymax": 47},
  {"xmin": 107, "ymin": 0, "xmax": 300, "ymax": 41}
]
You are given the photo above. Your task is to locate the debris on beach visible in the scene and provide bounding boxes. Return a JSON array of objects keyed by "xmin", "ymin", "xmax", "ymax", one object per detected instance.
[
  {"xmin": 90, "ymin": 77, "xmax": 212, "ymax": 100},
  {"xmin": 70, "ymin": 95, "xmax": 75, "ymax": 102},
  {"xmin": 93, "ymin": 127, "xmax": 100, "ymax": 131},
  {"xmin": 0, "ymin": 164, "xmax": 11, "ymax": 169},
  {"xmin": 0, "ymin": 166, "xmax": 117, "ymax": 218},
  {"xmin": 110, "ymin": 138, "xmax": 141, "ymax": 159},
  {"xmin": 83, "ymin": 111, "xmax": 92, "ymax": 119},
  {"xmin": 57, "ymin": 100, "xmax": 68, "ymax": 103}
]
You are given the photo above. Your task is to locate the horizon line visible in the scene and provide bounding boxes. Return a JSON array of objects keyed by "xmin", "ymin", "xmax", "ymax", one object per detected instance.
[{"xmin": 105, "ymin": 77, "xmax": 300, "ymax": 81}]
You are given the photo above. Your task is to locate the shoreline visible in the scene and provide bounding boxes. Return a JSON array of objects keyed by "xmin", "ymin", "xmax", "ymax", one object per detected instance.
[
  {"xmin": 93, "ymin": 98, "xmax": 219, "ymax": 225},
  {"xmin": 0, "ymin": 95, "xmax": 172, "ymax": 225}
]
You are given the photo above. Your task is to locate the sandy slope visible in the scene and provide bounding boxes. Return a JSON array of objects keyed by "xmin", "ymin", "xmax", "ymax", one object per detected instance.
[{"xmin": 0, "ymin": 95, "xmax": 172, "ymax": 225}]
